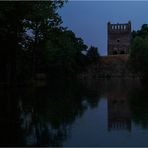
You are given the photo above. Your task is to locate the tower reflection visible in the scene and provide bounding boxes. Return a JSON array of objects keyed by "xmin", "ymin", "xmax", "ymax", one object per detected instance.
[{"xmin": 107, "ymin": 81, "xmax": 132, "ymax": 132}]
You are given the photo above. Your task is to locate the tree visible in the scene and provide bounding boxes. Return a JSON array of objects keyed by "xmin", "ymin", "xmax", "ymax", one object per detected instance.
[
  {"xmin": 132, "ymin": 24, "xmax": 148, "ymax": 40},
  {"xmin": 0, "ymin": 1, "xmax": 65, "ymax": 84},
  {"xmin": 129, "ymin": 24, "xmax": 148, "ymax": 81},
  {"xmin": 44, "ymin": 28, "xmax": 88, "ymax": 78},
  {"xmin": 86, "ymin": 46, "xmax": 100, "ymax": 63},
  {"xmin": 129, "ymin": 36, "xmax": 148, "ymax": 80},
  {"xmin": 0, "ymin": 1, "xmax": 91, "ymax": 82},
  {"xmin": 0, "ymin": 2, "xmax": 28, "ymax": 84}
]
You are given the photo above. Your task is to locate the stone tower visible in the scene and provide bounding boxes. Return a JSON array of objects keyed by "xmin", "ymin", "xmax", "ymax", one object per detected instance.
[{"xmin": 107, "ymin": 21, "xmax": 131, "ymax": 55}]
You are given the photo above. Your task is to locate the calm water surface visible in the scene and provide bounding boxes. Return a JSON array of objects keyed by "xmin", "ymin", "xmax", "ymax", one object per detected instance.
[{"xmin": 1, "ymin": 78, "xmax": 148, "ymax": 146}]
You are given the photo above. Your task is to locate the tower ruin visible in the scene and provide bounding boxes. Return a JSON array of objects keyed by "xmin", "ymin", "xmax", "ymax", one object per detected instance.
[{"xmin": 107, "ymin": 21, "xmax": 131, "ymax": 55}]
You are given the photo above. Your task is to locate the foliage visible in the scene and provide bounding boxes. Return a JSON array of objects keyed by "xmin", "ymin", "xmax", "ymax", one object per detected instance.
[
  {"xmin": 44, "ymin": 29, "xmax": 87, "ymax": 77},
  {"xmin": 17, "ymin": 1, "xmax": 65, "ymax": 79},
  {"xmin": 132, "ymin": 24, "xmax": 148, "ymax": 40},
  {"xmin": 0, "ymin": 1, "xmax": 98, "ymax": 83},
  {"xmin": 0, "ymin": 1, "xmax": 64, "ymax": 82},
  {"xmin": 129, "ymin": 24, "xmax": 148, "ymax": 80},
  {"xmin": 86, "ymin": 46, "xmax": 100, "ymax": 64}
]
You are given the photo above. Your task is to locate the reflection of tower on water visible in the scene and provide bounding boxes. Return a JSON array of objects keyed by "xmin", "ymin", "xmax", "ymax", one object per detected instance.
[{"xmin": 107, "ymin": 92, "xmax": 131, "ymax": 132}]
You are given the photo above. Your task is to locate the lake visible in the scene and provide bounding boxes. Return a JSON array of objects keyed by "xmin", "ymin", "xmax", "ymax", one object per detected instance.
[{"xmin": 1, "ymin": 78, "xmax": 148, "ymax": 147}]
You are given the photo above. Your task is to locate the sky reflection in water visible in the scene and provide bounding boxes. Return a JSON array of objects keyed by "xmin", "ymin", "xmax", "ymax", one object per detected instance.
[{"xmin": 1, "ymin": 78, "xmax": 148, "ymax": 147}]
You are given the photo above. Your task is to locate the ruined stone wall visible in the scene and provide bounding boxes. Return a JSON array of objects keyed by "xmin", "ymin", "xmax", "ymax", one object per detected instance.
[{"xmin": 79, "ymin": 55, "xmax": 136, "ymax": 79}]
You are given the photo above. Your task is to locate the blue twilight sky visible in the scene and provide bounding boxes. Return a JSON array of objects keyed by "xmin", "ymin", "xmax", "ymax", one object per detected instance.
[{"xmin": 59, "ymin": 1, "xmax": 148, "ymax": 55}]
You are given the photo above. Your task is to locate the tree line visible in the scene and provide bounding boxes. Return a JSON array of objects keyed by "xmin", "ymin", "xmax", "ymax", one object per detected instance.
[
  {"xmin": 0, "ymin": 1, "xmax": 99, "ymax": 85},
  {"xmin": 129, "ymin": 24, "xmax": 148, "ymax": 82}
]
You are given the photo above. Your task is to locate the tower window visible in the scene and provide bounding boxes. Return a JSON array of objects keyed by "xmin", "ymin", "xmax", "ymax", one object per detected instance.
[{"xmin": 117, "ymin": 39, "xmax": 120, "ymax": 43}]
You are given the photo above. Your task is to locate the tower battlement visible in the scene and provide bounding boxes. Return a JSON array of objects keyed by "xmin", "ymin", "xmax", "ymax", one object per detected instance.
[{"xmin": 107, "ymin": 21, "xmax": 131, "ymax": 55}]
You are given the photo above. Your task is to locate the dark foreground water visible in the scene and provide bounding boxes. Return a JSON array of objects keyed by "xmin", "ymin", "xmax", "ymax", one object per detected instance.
[{"xmin": 1, "ymin": 78, "xmax": 148, "ymax": 146}]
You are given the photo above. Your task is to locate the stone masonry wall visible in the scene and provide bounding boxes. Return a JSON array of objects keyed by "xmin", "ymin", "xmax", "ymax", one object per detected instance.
[{"xmin": 79, "ymin": 55, "xmax": 136, "ymax": 79}]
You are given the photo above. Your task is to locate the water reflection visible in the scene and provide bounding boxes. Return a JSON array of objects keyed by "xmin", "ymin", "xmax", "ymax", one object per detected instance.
[
  {"xmin": 129, "ymin": 83, "xmax": 148, "ymax": 129},
  {"xmin": 16, "ymin": 79, "xmax": 100, "ymax": 146},
  {"xmin": 1, "ymin": 78, "xmax": 148, "ymax": 146},
  {"xmin": 81, "ymin": 78, "xmax": 136, "ymax": 132},
  {"xmin": 107, "ymin": 80, "xmax": 132, "ymax": 132},
  {"xmin": 0, "ymin": 87, "xmax": 23, "ymax": 146}
]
